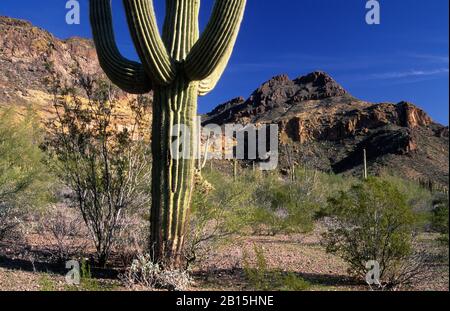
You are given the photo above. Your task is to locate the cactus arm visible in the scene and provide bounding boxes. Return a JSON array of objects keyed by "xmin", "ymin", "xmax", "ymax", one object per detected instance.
[
  {"xmin": 123, "ymin": 0, "xmax": 176, "ymax": 86},
  {"xmin": 185, "ymin": 0, "xmax": 246, "ymax": 82},
  {"xmin": 90, "ymin": 0, "xmax": 152, "ymax": 94},
  {"xmin": 197, "ymin": 44, "xmax": 232, "ymax": 96}
]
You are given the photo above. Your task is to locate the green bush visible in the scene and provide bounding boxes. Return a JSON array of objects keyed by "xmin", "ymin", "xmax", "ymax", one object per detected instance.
[
  {"xmin": 322, "ymin": 177, "xmax": 425, "ymax": 289},
  {"xmin": 249, "ymin": 173, "xmax": 316, "ymax": 235},
  {"xmin": 188, "ymin": 167, "xmax": 346, "ymax": 243},
  {"xmin": 378, "ymin": 174, "xmax": 433, "ymax": 213},
  {"xmin": 0, "ymin": 108, "xmax": 52, "ymax": 240},
  {"xmin": 431, "ymin": 194, "xmax": 449, "ymax": 245},
  {"xmin": 184, "ymin": 169, "xmax": 257, "ymax": 266}
]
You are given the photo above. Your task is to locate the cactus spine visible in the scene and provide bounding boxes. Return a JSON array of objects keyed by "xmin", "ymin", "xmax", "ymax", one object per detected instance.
[{"xmin": 90, "ymin": 0, "xmax": 246, "ymax": 267}]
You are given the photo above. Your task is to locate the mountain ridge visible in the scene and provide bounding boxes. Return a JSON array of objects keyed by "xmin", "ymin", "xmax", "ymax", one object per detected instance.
[
  {"xmin": 0, "ymin": 16, "xmax": 448, "ymax": 187},
  {"xmin": 204, "ymin": 72, "xmax": 449, "ymax": 187}
]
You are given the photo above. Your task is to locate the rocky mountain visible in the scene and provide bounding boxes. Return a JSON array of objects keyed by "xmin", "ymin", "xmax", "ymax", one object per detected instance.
[
  {"xmin": 1, "ymin": 16, "xmax": 448, "ymax": 188},
  {"xmin": 0, "ymin": 16, "xmax": 102, "ymax": 114},
  {"xmin": 204, "ymin": 72, "xmax": 449, "ymax": 188},
  {"xmin": 0, "ymin": 16, "xmax": 149, "ymax": 128}
]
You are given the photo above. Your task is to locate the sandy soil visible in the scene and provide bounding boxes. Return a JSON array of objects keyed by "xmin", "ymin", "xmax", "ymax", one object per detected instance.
[{"xmin": 0, "ymin": 224, "xmax": 448, "ymax": 291}]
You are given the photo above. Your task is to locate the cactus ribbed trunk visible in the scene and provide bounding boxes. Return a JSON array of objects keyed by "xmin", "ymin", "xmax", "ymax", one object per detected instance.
[
  {"xmin": 90, "ymin": 0, "xmax": 246, "ymax": 268},
  {"xmin": 151, "ymin": 0, "xmax": 199, "ymax": 268},
  {"xmin": 151, "ymin": 78, "xmax": 198, "ymax": 267}
]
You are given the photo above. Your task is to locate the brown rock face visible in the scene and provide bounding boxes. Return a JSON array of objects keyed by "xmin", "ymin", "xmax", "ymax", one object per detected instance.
[
  {"xmin": 204, "ymin": 72, "xmax": 449, "ymax": 187},
  {"xmin": 397, "ymin": 101, "xmax": 432, "ymax": 128},
  {"xmin": 0, "ymin": 16, "xmax": 101, "ymax": 110},
  {"xmin": 0, "ymin": 16, "xmax": 150, "ymax": 127}
]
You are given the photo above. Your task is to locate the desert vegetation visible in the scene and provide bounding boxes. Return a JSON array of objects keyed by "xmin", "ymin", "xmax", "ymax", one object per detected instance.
[{"xmin": 0, "ymin": 91, "xmax": 448, "ymax": 290}]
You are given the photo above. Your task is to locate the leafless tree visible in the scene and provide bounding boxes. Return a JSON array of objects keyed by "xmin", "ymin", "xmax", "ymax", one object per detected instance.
[{"xmin": 44, "ymin": 74, "xmax": 151, "ymax": 266}]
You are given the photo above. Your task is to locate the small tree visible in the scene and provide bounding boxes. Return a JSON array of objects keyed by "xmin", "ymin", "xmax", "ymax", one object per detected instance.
[
  {"xmin": 0, "ymin": 109, "xmax": 51, "ymax": 240},
  {"xmin": 322, "ymin": 177, "xmax": 427, "ymax": 289},
  {"xmin": 431, "ymin": 193, "xmax": 449, "ymax": 246},
  {"xmin": 45, "ymin": 75, "xmax": 151, "ymax": 266}
]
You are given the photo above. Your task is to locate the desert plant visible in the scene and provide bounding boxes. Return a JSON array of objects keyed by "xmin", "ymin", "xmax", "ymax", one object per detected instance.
[
  {"xmin": 45, "ymin": 75, "xmax": 152, "ymax": 266},
  {"xmin": 431, "ymin": 193, "xmax": 449, "ymax": 245},
  {"xmin": 90, "ymin": 0, "xmax": 246, "ymax": 268},
  {"xmin": 65, "ymin": 259, "xmax": 118, "ymax": 291},
  {"xmin": 250, "ymin": 173, "xmax": 316, "ymax": 236},
  {"xmin": 183, "ymin": 169, "xmax": 255, "ymax": 267},
  {"xmin": 378, "ymin": 174, "xmax": 433, "ymax": 213},
  {"xmin": 0, "ymin": 108, "xmax": 52, "ymax": 240},
  {"xmin": 121, "ymin": 253, "xmax": 192, "ymax": 291},
  {"xmin": 322, "ymin": 177, "xmax": 428, "ymax": 289},
  {"xmin": 39, "ymin": 205, "xmax": 88, "ymax": 263}
]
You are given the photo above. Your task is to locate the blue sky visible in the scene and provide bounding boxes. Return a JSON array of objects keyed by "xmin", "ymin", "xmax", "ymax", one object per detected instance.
[{"xmin": 1, "ymin": 0, "xmax": 448, "ymax": 124}]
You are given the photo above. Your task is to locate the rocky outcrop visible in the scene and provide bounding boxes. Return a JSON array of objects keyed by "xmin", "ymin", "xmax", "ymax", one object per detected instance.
[
  {"xmin": 0, "ymin": 16, "xmax": 101, "ymax": 109},
  {"xmin": 396, "ymin": 101, "xmax": 432, "ymax": 128},
  {"xmin": 204, "ymin": 72, "xmax": 449, "ymax": 186},
  {"xmin": 0, "ymin": 16, "xmax": 149, "ymax": 128}
]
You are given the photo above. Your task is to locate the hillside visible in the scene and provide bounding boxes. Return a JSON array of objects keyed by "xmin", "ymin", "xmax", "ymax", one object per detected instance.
[
  {"xmin": 1, "ymin": 16, "xmax": 448, "ymax": 187},
  {"xmin": 0, "ymin": 16, "xmax": 147, "ymax": 127},
  {"xmin": 203, "ymin": 72, "xmax": 449, "ymax": 187},
  {"xmin": 0, "ymin": 16, "xmax": 101, "ymax": 113}
]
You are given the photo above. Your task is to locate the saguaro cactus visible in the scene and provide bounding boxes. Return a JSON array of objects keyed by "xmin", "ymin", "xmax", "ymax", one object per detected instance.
[{"xmin": 90, "ymin": 0, "xmax": 246, "ymax": 267}]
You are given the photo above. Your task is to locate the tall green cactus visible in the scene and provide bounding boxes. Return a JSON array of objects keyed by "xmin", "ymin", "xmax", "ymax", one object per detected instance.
[{"xmin": 90, "ymin": 0, "xmax": 246, "ymax": 267}]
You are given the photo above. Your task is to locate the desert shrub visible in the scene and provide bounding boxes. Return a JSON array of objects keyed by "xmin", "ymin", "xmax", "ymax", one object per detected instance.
[
  {"xmin": 431, "ymin": 194, "xmax": 449, "ymax": 245},
  {"xmin": 121, "ymin": 254, "xmax": 192, "ymax": 291},
  {"xmin": 38, "ymin": 205, "xmax": 88, "ymax": 263},
  {"xmin": 78, "ymin": 259, "xmax": 101, "ymax": 291},
  {"xmin": 322, "ymin": 177, "xmax": 428, "ymax": 289},
  {"xmin": 249, "ymin": 172, "xmax": 316, "ymax": 236},
  {"xmin": 379, "ymin": 174, "xmax": 433, "ymax": 213},
  {"xmin": 185, "ymin": 167, "xmax": 323, "ymax": 253},
  {"xmin": 64, "ymin": 259, "xmax": 118, "ymax": 291},
  {"xmin": 113, "ymin": 211, "xmax": 149, "ymax": 267},
  {"xmin": 243, "ymin": 244, "xmax": 310, "ymax": 291},
  {"xmin": 44, "ymin": 75, "xmax": 151, "ymax": 266},
  {"xmin": 184, "ymin": 170, "xmax": 256, "ymax": 266},
  {"xmin": 0, "ymin": 108, "xmax": 53, "ymax": 240}
]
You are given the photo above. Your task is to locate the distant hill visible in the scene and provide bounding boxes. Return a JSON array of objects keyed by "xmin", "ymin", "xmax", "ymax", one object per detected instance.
[{"xmin": 203, "ymin": 72, "xmax": 449, "ymax": 188}]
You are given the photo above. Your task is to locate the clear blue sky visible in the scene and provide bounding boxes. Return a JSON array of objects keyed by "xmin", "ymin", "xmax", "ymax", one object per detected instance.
[{"xmin": 1, "ymin": 0, "xmax": 448, "ymax": 124}]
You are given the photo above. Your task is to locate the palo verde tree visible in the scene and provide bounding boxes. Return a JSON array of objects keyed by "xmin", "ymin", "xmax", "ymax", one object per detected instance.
[{"xmin": 90, "ymin": 0, "xmax": 246, "ymax": 267}]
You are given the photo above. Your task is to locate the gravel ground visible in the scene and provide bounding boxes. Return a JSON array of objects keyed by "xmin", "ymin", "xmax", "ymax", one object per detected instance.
[{"xmin": 0, "ymin": 223, "xmax": 448, "ymax": 291}]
